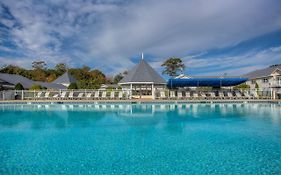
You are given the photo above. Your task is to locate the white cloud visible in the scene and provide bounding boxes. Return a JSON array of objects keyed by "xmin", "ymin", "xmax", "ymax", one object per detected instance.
[
  {"xmin": 0, "ymin": 0, "xmax": 281, "ymax": 74},
  {"xmin": 185, "ymin": 46, "xmax": 281, "ymax": 76}
]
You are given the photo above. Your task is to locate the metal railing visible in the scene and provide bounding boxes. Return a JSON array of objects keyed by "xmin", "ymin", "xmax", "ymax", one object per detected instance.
[{"xmin": 0, "ymin": 88, "xmax": 280, "ymax": 101}]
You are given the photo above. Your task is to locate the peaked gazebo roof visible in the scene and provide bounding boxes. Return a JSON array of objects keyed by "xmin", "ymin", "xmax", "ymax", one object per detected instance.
[
  {"xmin": 53, "ymin": 71, "xmax": 76, "ymax": 85},
  {"xmin": 119, "ymin": 59, "xmax": 166, "ymax": 84}
]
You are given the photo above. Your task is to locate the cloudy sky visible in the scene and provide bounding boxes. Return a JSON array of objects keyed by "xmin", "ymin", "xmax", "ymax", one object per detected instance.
[{"xmin": 0, "ymin": 0, "xmax": 281, "ymax": 76}]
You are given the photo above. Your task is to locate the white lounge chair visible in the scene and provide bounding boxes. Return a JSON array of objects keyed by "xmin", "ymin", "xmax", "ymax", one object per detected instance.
[
  {"xmin": 68, "ymin": 91, "xmax": 74, "ymax": 99},
  {"xmin": 44, "ymin": 92, "xmax": 50, "ymax": 99},
  {"xmin": 60, "ymin": 91, "xmax": 67, "ymax": 99},
  {"xmin": 53, "ymin": 93, "xmax": 59, "ymax": 99},
  {"xmin": 177, "ymin": 91, "xmax": 183, "ymax": 99},
  {"xmin": 170, "ymin": 91, "xmax": 176, "ymax": 99},
  {"xmin": 243, "ymin": 91, "xmax": 251, "ymax": 99},
  {"xmin": 235, "ymin": 91, "xmax": 242, "ymax": 99},
  {"xmin": 209, "ymin": 92, "xmax": 216, "ymax": 99},
  {"xmin": 110, "ymin": 91, "xmax": 115, "ymax": 99},
  {"xmin": 193, "ymin": 92, "xmax": 199, "ymax": 99},
  {"xmin": 94, "ymin": 91, "xmax": 99, "ymax": 99},
  {"xmin": 101, "ymin": 91, "xmax": 107, "ymax": 99},
  {"xmin": 200, "ymin": 92, "xmax": 207, "ymax": 99},
  {"xmin": 118, "ymin": 91, "xmax": 123, "ymax": 99},
  {"xmin": 252, "ymin": 91, "xmax": 259, "ymax": 99},
  {"xmin": 86, "ymin": 93, "xmax": 92, "ymax": 99},
  {"xmin": 36, "ymin": 91, "xmax": 43, "ymax": 100},
  {"xmin": 218, "ymin": 91, "xmax": 225, "ymax": 99},
  {"xmin": 77, "ymin": 92, "xmax": 84, "ymax": 99},
  {"xmin": 227, "ymin": 92, "xmax": 234, "ymax": 99},
  {"xmin": 160, "ymin": 91, "xmax": 166, "ymax": 99},
  {"xmin": 185, "ymin": 92, "xmax": 191, "ymax": 99}
]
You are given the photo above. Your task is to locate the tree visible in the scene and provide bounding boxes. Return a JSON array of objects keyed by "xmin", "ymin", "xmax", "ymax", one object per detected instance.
[
  {"xmin": 32, "ymin": 61, "xmax": 47, "ymax": 70},
  {"xmin": 30, "ymin": 84, "xmax": 43, "ymax": 90},
  {"xmin": 68, "ymin": 83, "xmax": 78, "ymax": 89},
  {"xmin": 234, "ymin": 83, "xmax": 250, "ymax": 90},
  {"xmin": 55, "ymin": 63, "xmax": 67, "ymax": 75},
  {"xmin": 161, "ymin": 57, "xmax": 185, "ymax": 77},
  {"xmin": 114, "ymin": 73, "xmax": 124, "ymax": 84},
  {"xmin": 15, "ymin": 83, "xmax": 24, "ymax": 90}
]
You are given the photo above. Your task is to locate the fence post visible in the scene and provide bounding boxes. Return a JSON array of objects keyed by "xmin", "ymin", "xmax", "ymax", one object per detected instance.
[{"xmin": 22, "ymin": 90, "xmax": 24, "ymax": 100}]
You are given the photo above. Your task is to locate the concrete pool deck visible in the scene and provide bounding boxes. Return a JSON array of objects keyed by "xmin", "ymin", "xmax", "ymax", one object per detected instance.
[{"xmin": 0, "ymin": 99, "xmax": 281, "ymax": 104}]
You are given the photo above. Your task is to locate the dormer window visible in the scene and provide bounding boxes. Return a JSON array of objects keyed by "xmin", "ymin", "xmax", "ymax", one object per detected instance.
[{"xmin": 263, "ymin": 78, "xmax": 268, "ymax": 83}]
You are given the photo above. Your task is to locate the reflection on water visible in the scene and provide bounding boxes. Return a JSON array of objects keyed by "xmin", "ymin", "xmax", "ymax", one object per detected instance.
[{"xmin": 0, "ymin": 103, "xmax": 281, "ymax": 130}]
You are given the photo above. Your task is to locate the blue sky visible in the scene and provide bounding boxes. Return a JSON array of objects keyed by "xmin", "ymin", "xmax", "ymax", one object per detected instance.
[{"xmin": 0, "ymin": 0, "xmax": 281, "ymax": 76}]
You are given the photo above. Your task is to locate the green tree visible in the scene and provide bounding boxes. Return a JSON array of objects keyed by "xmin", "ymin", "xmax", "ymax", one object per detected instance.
[
  {"xmin": 68, "ymin": 83, "xmax": 78, "ymax": 89},
  {"xmin": 113, "ymin": 73, "xmax": 124, "ymax": 84},
  {"xmin": 15, "ymin": 83, "xmax": 24, "ymax": 90},
  {"xmin": 30, "ymin": 84, "xmax": 43, "ymax": 90},
  {"xmin": 234, "ymin": 83, "xmax": 250, "ymax": 90},
  {"xmin": 55, "ymin": 63, "xmax": 67, "ymax": 76},
  {"xmin": 161, "ymin": 57, "xmax": 185, "ymax": 77}
]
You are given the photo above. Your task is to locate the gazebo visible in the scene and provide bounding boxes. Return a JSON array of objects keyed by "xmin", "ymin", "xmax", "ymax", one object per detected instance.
[{"xmin": 118, "ymin": 56, "xmax": 166, "ymax": 99}]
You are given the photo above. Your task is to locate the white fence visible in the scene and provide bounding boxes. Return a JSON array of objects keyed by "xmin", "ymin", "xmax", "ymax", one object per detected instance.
[{"xmin": 0, "ymin": 88, "xmax": 280, "ymax": 100}]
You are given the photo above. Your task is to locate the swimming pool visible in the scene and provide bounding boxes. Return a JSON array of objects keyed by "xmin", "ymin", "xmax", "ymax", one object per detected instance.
[{"xmin": 1, "ymin": 103, "xmax": 281, "ymax": 174}]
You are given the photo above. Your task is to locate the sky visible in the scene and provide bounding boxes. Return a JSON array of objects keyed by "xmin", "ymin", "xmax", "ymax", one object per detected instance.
[{"xmin": 0, "ymin": 0, "xmax": 281, "ymax": 77}]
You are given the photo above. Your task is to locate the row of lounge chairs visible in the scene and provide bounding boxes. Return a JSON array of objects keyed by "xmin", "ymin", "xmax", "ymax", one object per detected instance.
[
  {"xmin": 156, "ymin": 90, "xmax": 262, "ymax": 100},
  {"xmin": 27, "ymin": 91, "xmax": 127, "ymax": 100}
]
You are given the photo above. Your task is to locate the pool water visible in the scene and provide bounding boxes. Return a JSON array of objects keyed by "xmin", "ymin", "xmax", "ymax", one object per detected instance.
[{"xmin": 0, "ymin": 103, "xmax": 281, "ymax": 174}]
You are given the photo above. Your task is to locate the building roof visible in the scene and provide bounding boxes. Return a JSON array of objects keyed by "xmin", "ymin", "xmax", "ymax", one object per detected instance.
[
  {"xmin": 0, "ymin": 73, "xmax": 66, "ymax": 89},
  {"xmin": 53, "ymin": 71, "xmax": 76, "ymax": 85},
  {"xmin": 243, "ymin": 64, "xmax": 281, "ymax": 79},
  {"xmin": 119, "ymin": 59, "xmax": 166, "ymax": 84}
]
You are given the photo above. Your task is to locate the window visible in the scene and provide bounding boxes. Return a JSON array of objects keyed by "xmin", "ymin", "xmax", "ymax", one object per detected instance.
[
  {"xmin": 263, "ymin": 78, "xmax": 269, "ymax": 83},
  {"xmin": 251, "ymin": 80, "xmax": 256, "ymax": 84}
]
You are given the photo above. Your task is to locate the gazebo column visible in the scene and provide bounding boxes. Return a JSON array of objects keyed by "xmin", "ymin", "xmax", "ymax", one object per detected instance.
[
  {"xmin": 152, "ymin": 84, "xmax": 155, "ymax": 99},
  {"xmin": 130, "ymin": 84, "xmax": 133, "ymax": 99}
]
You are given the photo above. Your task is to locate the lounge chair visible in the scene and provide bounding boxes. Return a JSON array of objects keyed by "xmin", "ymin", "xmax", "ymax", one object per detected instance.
[
  {"xmin": 185, "ymin": 92, "xmax": 191, "ymax": 99},
  {"xmin": 110, "ymin": 91, "xmax": 115, "ymax": 99},
  {"xmin": 68, "ymin": 91, "xmax": 74, "ymax": 99},
  {"xmin": 44, "ymin": 91, "xmax": 50, "ymax": 99},
  {"xmin": 53, "ymin": 93, "xmax": 59, "ymax": 99},
  {"xmin": 243, "ymin": 91, "xmax": 251, "ymax": 99},
  {"xmin": 118, "ymin": 91, "xmax": 123, "ymax": 99},
  {"xmin": 77, "ymin": 92, "xmax": 84, "ymax": 99},
  {"xmin": 235, "ymin": 91, "xmax": 242, "ymax": 99},
  {"xmin": 35, "ymin": 91, "xmax": 43, "ymax": 100},
  {"xmin": 86, "ymin": 93, "xmax": 92, "ymax": 99},
  {"xmin": 94, "ymin": 91, "xmax": 100, "ymax": 99},
  {"xmin": 170, "ymin": 91, "xmax": 176, "ymax": 99},
  {"xmin": 209, "ymin": 92, "xmax": 216, "ymax": 99},
  {"xmin": 101, "ymin": 91, "xmax": 107, "ymax": 99},
  {"xmin": 218, "ymin": 91, "xmax": 225, "ymax": 99},
  {"xmin": 226, "ymin": 92, "xmax": 234, "ymax": 99},
  {"xmin": 200, "ymin": 92, "xmax": 207, "ymax": 99},
  {"xmin": 252, "ymin": 91, "xmax": 259, "ymax": 99},
  {"xmin": 193, "ymin": 92, "xmax": 199, "ymax": 99},
  {"xmin": 60, "ymin": 91, "xmax": 67, "ymax": 100},
  {"xmin": 160, "ymin": 91, "xmax": 166, "ymax": 99},
  {"xmin": 177, "ymin": 91, "xmax": 183, "ymax": 99}
]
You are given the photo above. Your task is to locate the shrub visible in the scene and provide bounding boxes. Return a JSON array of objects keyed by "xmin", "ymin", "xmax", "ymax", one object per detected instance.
[
  {"xmin": 15, "ymin": 83, "xmax": 24, "ymax": 90},
  {"xmin": 234, "ymin": 83, "xmax": 250, "ymax": 90},
  {"xmin": 68, "ymin": 83, "xmax": 78, "ymax": 89},
  {"xmin": 30, "ymin": 84, "xmax": 43, "ymax": 90}
]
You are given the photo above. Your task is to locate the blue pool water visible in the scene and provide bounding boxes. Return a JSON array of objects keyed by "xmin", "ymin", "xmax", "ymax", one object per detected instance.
[{"xmin": 0, "ymin": 103, "xmax": 281, "ymax": 174}]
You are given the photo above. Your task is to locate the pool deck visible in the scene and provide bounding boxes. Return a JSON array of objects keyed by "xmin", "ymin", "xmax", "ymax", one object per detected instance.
[{"xmin": 0, "ymin": 99, "xmax": 280, "ymax": 104}]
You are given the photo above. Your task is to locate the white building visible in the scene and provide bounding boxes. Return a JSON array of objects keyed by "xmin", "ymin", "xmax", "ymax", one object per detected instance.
[
  {"xmin": 244, "ymin": 64, "xmax": 281, "ymax": 98},
  {"xmin": 118, "ymin": 58, "xmax": 166, "ymax": 99}
]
